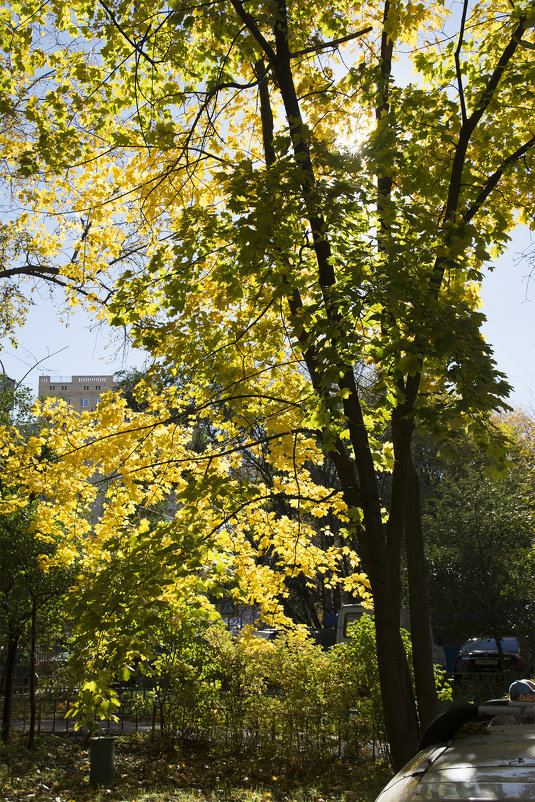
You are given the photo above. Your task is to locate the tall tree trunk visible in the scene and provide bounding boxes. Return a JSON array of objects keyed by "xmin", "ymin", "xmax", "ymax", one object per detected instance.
[
  {"xmin": 238, "ymin": 0, "xmax": 421, "ymax": 766},
  {"xmin": 339, "ymin": 394, "xmax": 420, "ymax": 767},
  {"xmin": 405, "ymin": 455, "xmax": 439, "ymax": 730},
  {"xmin": 370, "ymin": 562, "xmax": 421, "ymax": 766},
  {"xmin": 28, "ymin": 598, "xmax": 37, "ymax": 749},
  {"xmin": 1, "ymin": 633, "xmax": 19, "ymax": 743}
]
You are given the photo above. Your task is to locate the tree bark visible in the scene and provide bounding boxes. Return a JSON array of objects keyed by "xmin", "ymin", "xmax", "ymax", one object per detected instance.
[
  {"xmin": 28, "ymin": 598, "xmax": 38, "ymax": 749},
  {"xmin": 1, "ymin": 633, "xmax": 20, "ymax": 743},
  {"xmin": 405, "ymin": 455, "xmax": 440, "ymax": 730}
]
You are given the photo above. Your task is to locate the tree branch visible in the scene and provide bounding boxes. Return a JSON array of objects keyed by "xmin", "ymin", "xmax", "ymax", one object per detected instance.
[
  {"xmin": 229, "ymin": 0, "xmax": 277, "ymax": 64},
  {"xmin": 290, "ymin": 27, "xmax": 373, "ymax": 57},
  {"xmin": 463, "ymin": 134, "xmax": 535, "ymax": 224},
  {"xmin": 98, "ymin": 0, "xmax": 158, "ymax": 67},
  {"xmin": 444, "ymin": 17, "xmax": 525, "ymax": 223},
  {"xmin": 513, "ymin": 11, "xmax": 535, "ymax": 48},
  {"xmin": 0, "ymin": 265, "xmax": 60, "ymax": 280},
  {"xmin": 454, "ymin": 0, "xmax": 469, "ymax": 126}
]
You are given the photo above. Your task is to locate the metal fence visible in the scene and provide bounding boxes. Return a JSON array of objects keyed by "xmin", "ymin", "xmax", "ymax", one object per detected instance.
[
  {"xmin": 1, "ymin": 686, "xmax": 387, "ymax": 759},
  {"xmin": 3, "ymin": 673, "xmax": 512, "ymax": 757},
  {"xmin": 1, "ymin": 686, "xmax": 159, "ymax": 736}
]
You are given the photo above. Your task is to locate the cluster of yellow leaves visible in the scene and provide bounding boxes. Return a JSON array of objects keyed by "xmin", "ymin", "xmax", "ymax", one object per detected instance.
[{"xmin": 0, "ymin": 376, "xmax": 366, "ymax": 620}]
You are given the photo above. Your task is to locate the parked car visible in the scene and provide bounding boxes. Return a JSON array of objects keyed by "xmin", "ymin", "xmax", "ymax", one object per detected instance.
[
  {"xmin": 453, "ymin": 636, "xmax": 527, "ymax": 677},
  {"xmin": 253, "ymin": 628, "xmax": 279, "ymax": 641},
  {"xmin": 374, "ymin": 700, "xmax": 535, "ymax": 801},
  {"xmin": 336, "ymin": 604, "xmax": 447, "ymax": 668}
]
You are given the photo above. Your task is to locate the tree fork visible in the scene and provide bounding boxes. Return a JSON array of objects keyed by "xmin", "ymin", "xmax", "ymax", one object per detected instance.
[{"xmin": 246, "ymin": 0, "xmax": 422, "ymax": 765}]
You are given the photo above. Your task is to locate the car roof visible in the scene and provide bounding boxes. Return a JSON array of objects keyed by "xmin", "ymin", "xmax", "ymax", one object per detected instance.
[
  {"xmin": 460, "ymin": 636, "xmax": 519, "ymax": 651},
  {"xmin": 376, "ymin": 704, "xmax": 535, "ymax": 802}
]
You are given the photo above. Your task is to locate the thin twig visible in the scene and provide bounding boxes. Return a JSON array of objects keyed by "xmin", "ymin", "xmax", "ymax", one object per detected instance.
[
  {"xmin": 98, "ymin": 0, "xmax": 158, "ymax": 67},
  {"xmin": 455, "ymin": 0, "xmax": 469, "ymax": 126}
]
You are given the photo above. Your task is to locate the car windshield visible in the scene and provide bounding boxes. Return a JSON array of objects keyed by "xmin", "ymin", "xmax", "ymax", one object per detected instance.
[{"xmin": 460, "ymin": 637, "xmax": 519, "ymax": 653}]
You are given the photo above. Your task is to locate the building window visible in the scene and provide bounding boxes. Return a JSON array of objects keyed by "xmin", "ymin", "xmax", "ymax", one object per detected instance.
[
  {"xmin": 84, "ymin": 385, "xmax": 89, "ymax": 390},
  {"xmin": 81, "ymin": 398, "xmax": 89, "ymax": 408},
  {"xmin": 61, "ymin": 385, "xmax": 67, "ymax": 391},
  {"xmin": 50, "ymin": 385, "xmax": 55, "ymax": 390}
]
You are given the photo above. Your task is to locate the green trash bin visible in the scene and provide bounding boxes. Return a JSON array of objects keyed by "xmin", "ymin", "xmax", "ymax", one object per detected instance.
[{"xmin": 89, "ymin": 736, "xmax": 115, "ymax": 787}]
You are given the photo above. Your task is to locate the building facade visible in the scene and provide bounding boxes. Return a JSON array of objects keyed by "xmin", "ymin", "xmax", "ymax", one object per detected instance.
[
  {"xmin": 38, "ymin": 375, "xmax": 117, "ymax": 412},
  {"xmin": 0, "ymin": 373, "xmax": 16, "ymax": 411}
]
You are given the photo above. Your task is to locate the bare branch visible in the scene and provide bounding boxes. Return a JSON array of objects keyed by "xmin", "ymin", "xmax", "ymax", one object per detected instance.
[
  {"xmin": 290, "ymin": 26, "xmax": 373, "ymax": 57},
  {"xmin": 454, "ymin": 0, "xmax": 469, "ymax": 126}
]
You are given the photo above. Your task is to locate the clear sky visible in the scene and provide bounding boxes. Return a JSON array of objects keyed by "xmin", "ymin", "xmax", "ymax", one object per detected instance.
[
  {"xmin": 1, "ymin": 224, "xmax": 533, "ymax": 411},
  {"xmin": 479, "ymin": 226, "xmax": 535, "ymax": 413},
  {"xmin": 0, "ymin": 302, "xmax": 146, "ymax": 392}
]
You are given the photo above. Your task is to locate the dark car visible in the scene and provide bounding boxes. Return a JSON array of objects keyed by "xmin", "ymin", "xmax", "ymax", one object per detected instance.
[
  {"xmin": 374, "ymin": 700, "xmax": 535, "ymax": 802},
  {"xmin": 453, "ymin": 636, "xmax": 527, "ymax": 677}
]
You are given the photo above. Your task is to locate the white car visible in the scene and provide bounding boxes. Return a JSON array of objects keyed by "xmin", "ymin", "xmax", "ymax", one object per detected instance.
[{"xmin": 375, "ymin": 701, "xmax": 535, "ymax": 801}]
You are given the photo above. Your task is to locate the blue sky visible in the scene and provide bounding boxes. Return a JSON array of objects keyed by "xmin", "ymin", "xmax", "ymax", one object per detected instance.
[
  {"xmin": 1, "ymin": 223, "xmax": 533, "ymax": 411},
  {"xmin": 0, "ymin": 304, "xmax": 145, "ymax": 392},
  {"xmin": 480, "ymin": 226, "xmax": 535, "ymax": 412}
]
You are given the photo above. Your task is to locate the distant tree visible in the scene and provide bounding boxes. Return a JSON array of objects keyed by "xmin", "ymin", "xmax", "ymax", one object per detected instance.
[
  {"xmin": 0, "ymin": 507, "xmax": 72, "ymax": 745},
  {"xmin": 418, "ymin": 425, "xmax": 535, "ymax": 647}
]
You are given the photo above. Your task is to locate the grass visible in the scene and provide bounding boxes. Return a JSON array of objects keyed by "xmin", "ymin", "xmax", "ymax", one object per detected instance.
[{"xmin": 0, "ymin": 732, "xmax": 392, "ymax": 802}]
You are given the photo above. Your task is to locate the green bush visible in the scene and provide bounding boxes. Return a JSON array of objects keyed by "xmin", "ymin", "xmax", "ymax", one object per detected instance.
[
  {"xmin": 63, "ymin": 609, "xmax": 451, "ymax": 764},
  {"xmin": 141, "ymin": 610, "xmax": 222, "ymax": 738},
  {"xmin": 324, "ymin": 615, "xmax": 387, "ymax": 756},
  {"xmin": 206, "ymin": 627, "xmax": 336, "ymax": 754}
]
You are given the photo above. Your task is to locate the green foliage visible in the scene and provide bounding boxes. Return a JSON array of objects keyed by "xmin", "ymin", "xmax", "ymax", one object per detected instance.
[
  {"xmin": 142, "ymin": 608, "xmax": 223, "ymax": 737},
  {"xmin": 125, "ymin": 618, "xmax": 449, "ymax": 759},
  {"xmin": 208, "ymin": 628, "xmax": 359, "ymax": 757},
  {"xmin": 419, "ymin": 425, "xmax": 535, "ymax": 642},
  {"xmin": 0, "ymin": 506, "xmax": 71, "ymax": 646},
  {"xmin": 329, "ymin": 615, "xmax": 397, "ymax": 751},
  {"xmin": 0, "ymin": 380, "xmax": 34, "ymax": 427},
  {"xmin": 329, "ymin": 616, "xmax": 451, "ymax": 750}
]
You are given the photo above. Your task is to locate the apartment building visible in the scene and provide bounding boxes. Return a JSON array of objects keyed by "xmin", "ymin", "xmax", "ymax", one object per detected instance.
[
  {"xmin": 0, "ymin": 373, "xmax": 15, "ymax": 410},
  {"xmin": 38, "ymin": 374, "xmax": 118, "ymax": 412}
]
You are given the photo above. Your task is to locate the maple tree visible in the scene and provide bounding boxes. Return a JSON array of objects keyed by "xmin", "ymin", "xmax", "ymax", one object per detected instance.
[{"xmin": 1, "ymin": 0, "xmax": 535, "ymax": 767}]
